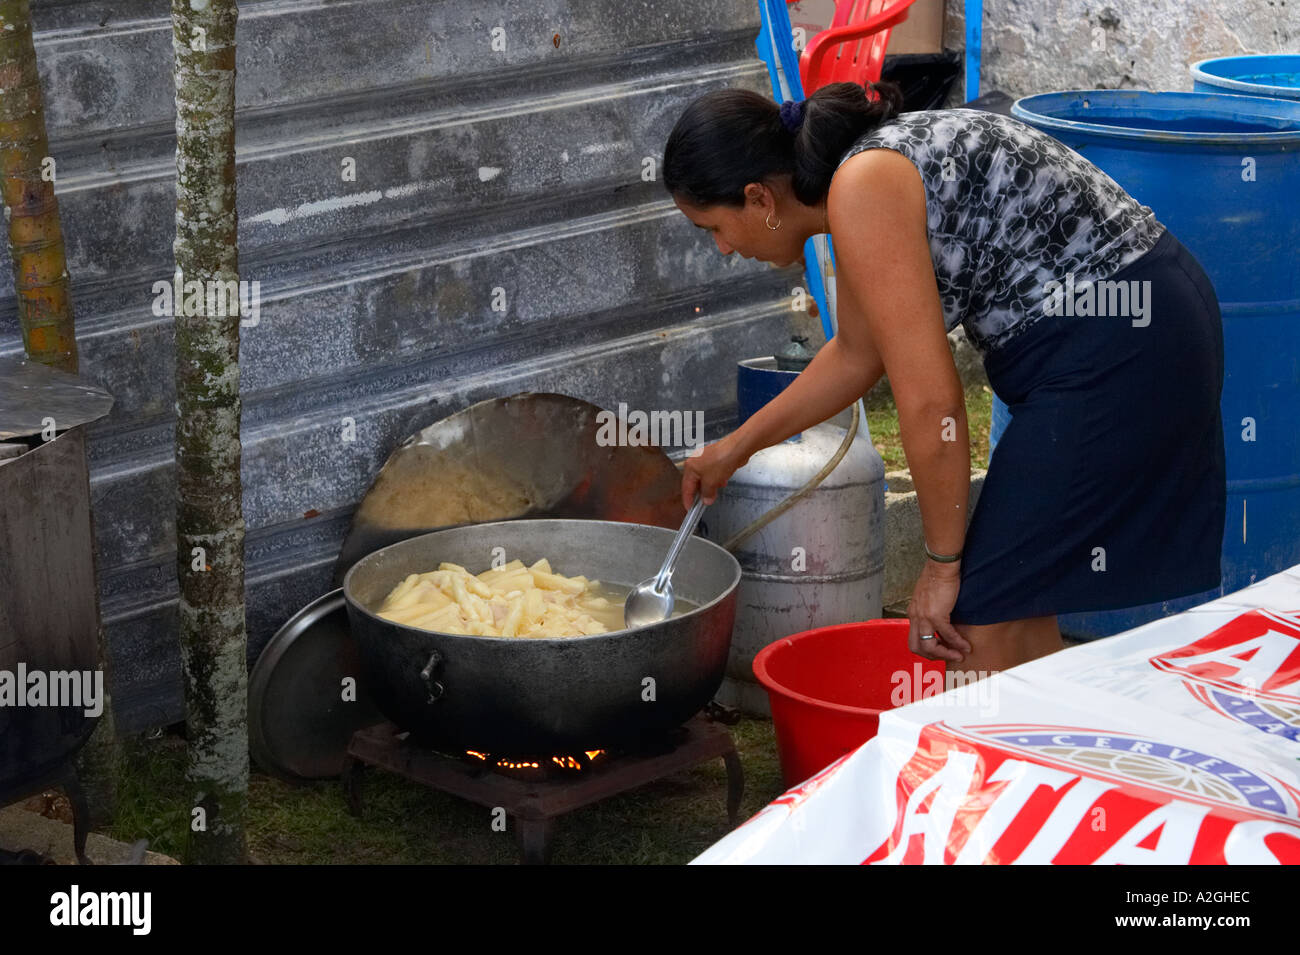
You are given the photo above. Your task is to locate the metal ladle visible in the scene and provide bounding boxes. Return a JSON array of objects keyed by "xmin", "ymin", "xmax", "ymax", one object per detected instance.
[{"xmin": 623, "ymin": 492, "xmax": 708, "ymax": 629}]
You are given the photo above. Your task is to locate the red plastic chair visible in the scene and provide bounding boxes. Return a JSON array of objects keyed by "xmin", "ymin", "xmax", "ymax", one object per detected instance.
[{"xmin": 790, "ymin": 0, "xmax": 919, "ymax": 93}]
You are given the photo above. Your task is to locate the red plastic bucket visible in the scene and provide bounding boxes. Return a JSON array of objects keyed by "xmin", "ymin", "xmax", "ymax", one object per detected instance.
[{"xmin": 754, "ymin": 619, "xmax": 947, "ymax": 787}]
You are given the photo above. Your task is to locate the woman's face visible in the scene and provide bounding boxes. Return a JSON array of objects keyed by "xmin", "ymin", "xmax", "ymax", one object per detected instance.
[{"xmin": 672, "ymin": 190, "xmax": 805, "ymax": 268}]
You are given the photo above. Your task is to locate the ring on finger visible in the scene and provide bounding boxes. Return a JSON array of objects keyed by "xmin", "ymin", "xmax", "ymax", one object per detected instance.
[{"xmin": 919, "ymin": 632, "xmax": 935, "ymax": 641}]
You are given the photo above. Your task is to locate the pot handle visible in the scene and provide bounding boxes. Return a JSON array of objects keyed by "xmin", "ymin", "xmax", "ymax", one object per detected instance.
[{"xmin": 419, "ymin": 649, "xmax": 445, "ymax": 704}]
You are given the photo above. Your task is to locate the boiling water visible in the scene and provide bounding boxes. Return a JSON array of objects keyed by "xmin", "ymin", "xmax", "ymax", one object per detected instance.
[{"xmin": 583, "ymin": 580, "xmax": 699, "ymax": 632}]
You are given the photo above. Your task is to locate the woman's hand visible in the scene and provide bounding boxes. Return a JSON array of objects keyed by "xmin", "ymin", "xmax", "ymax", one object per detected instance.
[
  {"xmin": 908, "ymin": 560, "xmax": 972, "ymax": 663},
  {"xmin": 681, "ymin": 433, "xmax": 750, "ymax": 509}
]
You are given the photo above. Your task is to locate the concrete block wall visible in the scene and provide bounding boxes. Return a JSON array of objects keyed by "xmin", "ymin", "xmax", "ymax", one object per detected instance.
[
  {"xmin": 941, "ymin": 0, "xmax": 1295, "ymax": 104},
  {"xmin": 2, "ymin": 0, "xmax": 814, "ymax": 731}
]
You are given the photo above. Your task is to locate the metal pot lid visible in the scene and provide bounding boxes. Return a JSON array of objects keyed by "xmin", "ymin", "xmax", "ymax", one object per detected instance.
[
  {"xmin": 0, "ymin": 356, "xmax": 114, "ymax": 440},
  {"xmin": 248, "ymin": 588, "xmax": 383, "ymax": 782},
  {"xmin": 332, "ymin": 392, "xmax": 687, "ymax": 584}
]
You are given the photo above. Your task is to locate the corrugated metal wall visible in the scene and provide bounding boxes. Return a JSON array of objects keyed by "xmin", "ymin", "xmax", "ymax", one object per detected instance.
[{"xmin": 2, "ymin": 0, "xmax": 813, "ymax": 731}]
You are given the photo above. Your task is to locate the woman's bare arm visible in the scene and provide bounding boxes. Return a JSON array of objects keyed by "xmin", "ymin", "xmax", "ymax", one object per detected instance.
[
  {"xmin": 727, "ymin": 323, "xmax": 885, "ymax": 454},
  {"xmin": 688, "ymin": 149, "xmax": 971, "ymax": 563},
  {"xmin": 830, "ymin": 148, "xmax": 969, "ymax": 556}
]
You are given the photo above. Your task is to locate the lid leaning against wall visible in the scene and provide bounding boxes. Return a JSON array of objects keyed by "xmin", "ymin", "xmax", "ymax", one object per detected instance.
[{"xmin": 0, "ymin": 356, "xmax": 114, "ymax": 442}]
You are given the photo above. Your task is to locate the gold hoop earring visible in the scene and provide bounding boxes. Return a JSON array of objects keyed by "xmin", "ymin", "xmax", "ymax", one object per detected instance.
[{"xmin": 765, "ymin": 211, "xmax": 781, "ymax": 230}]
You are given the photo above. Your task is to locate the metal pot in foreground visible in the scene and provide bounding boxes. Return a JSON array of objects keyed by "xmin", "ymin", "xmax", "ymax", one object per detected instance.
[{"xmin": 342, "ymin": 519, "xmax": 740, "ymax": 753}]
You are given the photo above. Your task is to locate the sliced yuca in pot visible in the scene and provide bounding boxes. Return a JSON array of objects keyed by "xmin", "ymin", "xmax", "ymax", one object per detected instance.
[{"xmin": 375, "ymin": 558, "xmax": 615, "ymax": 638}]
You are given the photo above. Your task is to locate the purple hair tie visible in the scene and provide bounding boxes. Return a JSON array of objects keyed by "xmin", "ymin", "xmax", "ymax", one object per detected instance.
[{"xmin": 779, "ymin": 99, "xmax": 806, "ymax": 134}]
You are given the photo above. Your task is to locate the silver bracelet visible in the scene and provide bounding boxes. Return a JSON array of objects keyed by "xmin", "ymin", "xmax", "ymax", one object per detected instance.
[{"xmin": 924, "ymin": 540, "xmax": 963, "ymax": 563}]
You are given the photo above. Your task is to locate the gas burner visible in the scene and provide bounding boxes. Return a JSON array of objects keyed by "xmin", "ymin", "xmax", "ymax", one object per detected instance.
[
  {"xmin": 451, "ymin": 724, "xmax": 697, "ymax": 782},
  {"xmin": 342, "ymin": 714, "xmax": 743, "ymax": 863},
  {"xmin": 460, "ymin": 748, "xmax": 608, "ymax": 781}
]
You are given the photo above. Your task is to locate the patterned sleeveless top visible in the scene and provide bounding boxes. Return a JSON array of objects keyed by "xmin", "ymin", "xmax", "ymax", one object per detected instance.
[{"xmin": 835, "ymin": 109, "xmax": 1166, "ymax": 356}]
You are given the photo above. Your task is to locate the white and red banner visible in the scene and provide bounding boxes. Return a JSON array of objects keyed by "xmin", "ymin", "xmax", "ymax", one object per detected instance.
[{"xmin": 692, "ymin": 564, "xmax": 1300, "ymax": 864}]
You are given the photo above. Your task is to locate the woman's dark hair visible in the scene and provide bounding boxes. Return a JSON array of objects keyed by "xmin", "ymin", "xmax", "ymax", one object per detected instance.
[{"xmin": 663, "ymin": 80, "xmax": 905, "ymax": 208}]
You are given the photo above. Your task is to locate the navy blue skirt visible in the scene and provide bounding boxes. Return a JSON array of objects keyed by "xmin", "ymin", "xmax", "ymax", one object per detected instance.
[{"xmin": 948, "ymin": 228, "xmax": 1227, "ymax": 625}]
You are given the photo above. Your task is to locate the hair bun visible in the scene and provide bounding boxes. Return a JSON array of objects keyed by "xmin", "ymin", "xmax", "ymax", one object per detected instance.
[{"xmin": 778, "ymin": 99, "xmax": 806, "ymax": 134}]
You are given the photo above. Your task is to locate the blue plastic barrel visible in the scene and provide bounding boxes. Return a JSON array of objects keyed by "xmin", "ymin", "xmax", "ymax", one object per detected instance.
[
  {"xmin": 998, "ymin": 90, "xmax": 1300, "ymax": 639},
  {"xmin": 737, "ymin": 357, "xmax": 797, "ymax": 428},
  {"xmin": 1192, "ymin": 54, "xmax": 1300, "ymax": 102},
  {"xmin": 986, "ymin": 393, "xmax": 1010, "ymax": 468}
]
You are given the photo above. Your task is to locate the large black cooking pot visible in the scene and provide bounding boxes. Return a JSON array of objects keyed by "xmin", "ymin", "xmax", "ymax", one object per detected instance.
[{"xmin": 343, "ymin": 519, "xmax": 740, "ymax": 753}]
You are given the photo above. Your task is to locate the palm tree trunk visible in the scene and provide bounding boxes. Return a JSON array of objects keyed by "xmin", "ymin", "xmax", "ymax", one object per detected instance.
[
  {"xmin": 0, "ymin": 0, "xmax": 77, "ymax": 372},
  {"xmin": 171, "ymin": 0, "xmax": 247, "ymax": 865}
]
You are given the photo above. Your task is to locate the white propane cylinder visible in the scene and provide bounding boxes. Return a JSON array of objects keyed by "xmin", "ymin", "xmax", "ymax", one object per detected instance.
[{"xmin": 699, "ymin": 420, "xmax": 885, "ymax": 715}]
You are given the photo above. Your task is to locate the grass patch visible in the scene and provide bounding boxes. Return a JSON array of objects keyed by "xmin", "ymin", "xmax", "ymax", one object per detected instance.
[
  {"xmin": 106, "ymin": 717, "xmax": 786, "ymax": 865},
  {"xmin": 865, "ymin": 382, "xmax": 993, "ymax": 472}
]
